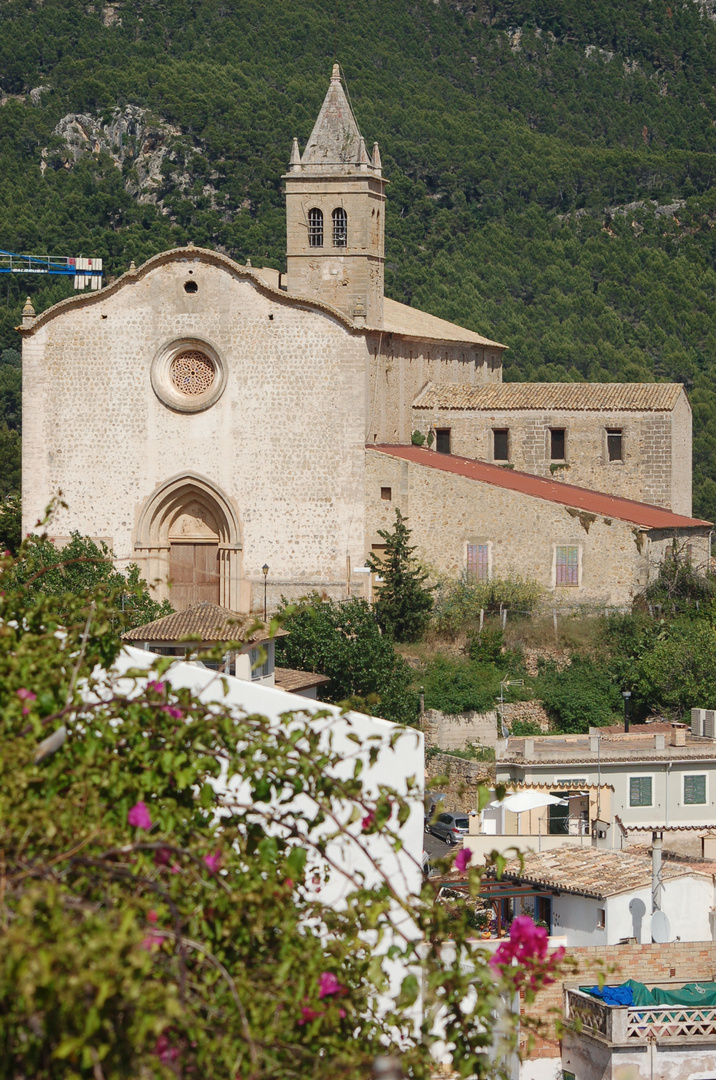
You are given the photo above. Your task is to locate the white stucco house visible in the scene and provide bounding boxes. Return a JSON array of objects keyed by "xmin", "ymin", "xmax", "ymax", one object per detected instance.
[{"xmin": 494, "ymin": 846, "xmax": 715, "ymax": 946}]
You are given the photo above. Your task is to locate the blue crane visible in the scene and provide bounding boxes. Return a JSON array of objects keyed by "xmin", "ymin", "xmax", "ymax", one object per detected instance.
[{"xmin": 0, "ymin": 250, "xmax": 103, "ymax": 290}]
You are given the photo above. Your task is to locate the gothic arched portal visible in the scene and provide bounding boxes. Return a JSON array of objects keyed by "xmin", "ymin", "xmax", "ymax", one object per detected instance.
[{"xmin": 134, "ymin": 474, "xmax": 243, "ymax": 611}]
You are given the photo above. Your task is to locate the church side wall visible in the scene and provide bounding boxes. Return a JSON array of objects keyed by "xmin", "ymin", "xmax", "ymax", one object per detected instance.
[
  {"xmin": 366, "ymin": 335, "xmax": 501, "ymax": 446},
  {"xmin": 365, "ymin": 451, "xmax": 708, "ymax": 608},
  {"xmin": 411, "ymin": 403, "xmax": 690, "ymax": 512},
  {"xmin": 22, "ymin": 261, "xmax": 369, "ymax": 612}
]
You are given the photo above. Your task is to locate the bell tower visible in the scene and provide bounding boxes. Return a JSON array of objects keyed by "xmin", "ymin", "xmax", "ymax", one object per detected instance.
[{"xmin": 284, "ymin": 65, "xmax": 386, "ymax": 326}]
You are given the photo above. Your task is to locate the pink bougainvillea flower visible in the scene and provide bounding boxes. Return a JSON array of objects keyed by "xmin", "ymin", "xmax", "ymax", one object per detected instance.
[
  {"xmin": 318, "ymin": 971, "xmax": 346, "ymax": 999},
  {"xmin": 141, "ymin": 931, "xmax": 163, "ymax": 951},
  {"xmin": 297, "ymin": 1005, "xmax": 323, "ymax": 1025},
  {"xmin": 339, "ymin": 1008, "xmax": 347, "ymax": 1018},
  {"xmin": 147, "ymin": 680, "xmax": 165, "ymax": 694},
  {"xmin": 154, "ymin": 1033, "xmax": 180, "ymax": 1064},
  {"xmin": 16, "ymin": 688, "xmax": 36, "ymax": 701},
  {"xmin": 128, "ymin": 801, "xmax": 152, "ymax": 830},
  {"xmin": 454, "ymin": 847, "xmax": 472, "ymax": 873},
  {"xmin": 203, "ymin": 852, "xmax": 221, "ymax": 874},
  {"xmin": 161, "ymin": 705, "xmax": 183, "ymax": 719},
  {"xmin": 361, "ymin": 811, "xmax": 376, "ymax": 831},
  {"xmin": 147, "ymin": 909, "xmax": 158, "ymax": 923}
]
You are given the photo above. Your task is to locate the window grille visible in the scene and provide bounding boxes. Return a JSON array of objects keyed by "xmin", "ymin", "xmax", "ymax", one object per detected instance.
[
  {"xmin": 308, "ymin": 208, "xmax": 324, "ymax": 248},
  {"xmin": 170, "ymin": 351, "xmax": 215, "ymax": 396},
  {"xmin": 629, "ymin": 776, "xmax": 653, "ymax": 807},
  {"xmin": 684, "ymin": 774, "xmax": 706, "ymax": 804},
  {"xmin": 467, "ymin": 543, "xmax": 489, "ymax": 581},
  {"xmin": 555, "ymin": 545, "xmax": 579, "ymax": 586},
  {"xmin": 332, "ymin": 207, "xmax": 347, "ymax": 247},
  {"xmin": 607, "ymin": 428, "xmax": 623, "ymax": 461}
]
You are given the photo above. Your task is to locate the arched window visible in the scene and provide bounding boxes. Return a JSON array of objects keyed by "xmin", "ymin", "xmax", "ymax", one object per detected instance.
[
  {"xmin": 332, "ymin": 207, "xmax": 347, "ymax": 247},
  {"xmin": 308, "ymin": 208, "xmax": 323, "ymax": 247}
]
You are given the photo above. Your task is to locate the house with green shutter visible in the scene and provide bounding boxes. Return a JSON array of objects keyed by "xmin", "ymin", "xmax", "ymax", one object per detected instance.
[{"xmin": 495, "ymin": 719, "xmax": 716, "ymax": 852}]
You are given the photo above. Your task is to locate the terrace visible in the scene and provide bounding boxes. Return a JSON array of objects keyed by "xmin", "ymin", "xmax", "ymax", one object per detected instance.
[{"xmin": 564, "ymin": 984, "xmax": 716, "ymax": 1046}]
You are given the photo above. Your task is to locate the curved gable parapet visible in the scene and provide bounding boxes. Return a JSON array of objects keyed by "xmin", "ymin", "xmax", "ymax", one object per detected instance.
[{"xmin": 16, "ymin": 245, "xmax": 363, "ymax": 336}]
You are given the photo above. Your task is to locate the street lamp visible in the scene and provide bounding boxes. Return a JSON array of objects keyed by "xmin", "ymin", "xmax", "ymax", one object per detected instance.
[
  {"xmin": 622, "ymin": 690, "xmax": 632, "ymax": 734},
  {"xmin": 262, "ymin": 563, "xmax": 269, "ymax": 624}
]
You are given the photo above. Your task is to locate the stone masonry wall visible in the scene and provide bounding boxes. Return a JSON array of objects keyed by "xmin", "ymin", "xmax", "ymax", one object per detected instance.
[
  {"xmin": 366, "ymin": 337, "xmax": 503, "ymax": 447},
  {"xmin": 410, "ymin": 398, "xmax": 692, "ymax": 516},
  {"xmin": 22, "ymin": 254, "xmax": 369, "ymax": 613},
  {"xmin": 422, "ymin": 707, "xmax": 499, "ymax": 751},
  {"xmin": 365, "ymin": 450, "xmax": 713, "ymax": 609},
  {"xmin": 425, "ymin": 751, "xmax": 492, "ymax": 814},
  {"xmin": 526, "ymin": 940, "xmax": 716, "ymax": 1060}
]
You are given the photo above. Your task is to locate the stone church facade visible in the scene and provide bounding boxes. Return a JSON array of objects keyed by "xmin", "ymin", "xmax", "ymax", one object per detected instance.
[{"xmin": 19, "ymin": 66, "xmax": 711, "ymax": 613}]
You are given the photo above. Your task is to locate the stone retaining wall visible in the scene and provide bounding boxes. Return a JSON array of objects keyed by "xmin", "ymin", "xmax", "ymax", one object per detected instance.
[{"xmin": 425, "ymin": 751, "xmax": 492, "ymax": 813}]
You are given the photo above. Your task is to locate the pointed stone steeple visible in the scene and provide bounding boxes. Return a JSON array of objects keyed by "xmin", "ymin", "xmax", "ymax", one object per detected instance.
[
  {"xmin": 300, "ymin": 63, "xmax": 364, "ymax": 170},
  {"xmin": 372, "ymin": 142, "xmax": 381, "ymax": 174},
  {"xmin": 283, "ymin": 65, "xmax": 387, "ymax": 326}
]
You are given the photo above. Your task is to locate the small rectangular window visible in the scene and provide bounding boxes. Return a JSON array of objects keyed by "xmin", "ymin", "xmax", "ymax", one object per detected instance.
[
  {"xmin": 249, "ymin": 645, "xmax": 271, "ymax": 680},
  {"xmin": 493, "ymin": 428, "xmax": 509, "ymax": 461},
  {"xmin": 597, "ymin": 907, "xmax": 606, "ymax": 930},
  {"xmin": 684, "ymin": 774, "xmax": 707, "ymax": 805},
  {"xmin": 435, "ymin": 428, "xmax": 451, "ymax": 454},
  {"xmin": 380, "ymin": 487, "xmax": 392, "ymax": 501},
  {"xmin": 467, "ymin": 543, "xmax": 489, "ymax": 581},
  {"xmin": 550, "ymin": 428, "xmax": 566, "ymax": 460},
  {"xmin": 630, "ymin": 776, "xmax": 653, "ymax": 807},
  {"xmin": 607, "ymin": 428, "xmax": 623, "ymax": 462},
  {"xmin": 555, "ymin": 545, "xmax": 579, "ymax": 586}
]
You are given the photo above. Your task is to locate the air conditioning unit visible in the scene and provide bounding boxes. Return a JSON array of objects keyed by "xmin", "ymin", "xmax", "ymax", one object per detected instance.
[
  {"xmin": 705, "ymin": 711, "xmax": 716, "ymax": 740},
  {"xmin": 692, "ymin": 709, "xmax": 705, "ymax": 737}
]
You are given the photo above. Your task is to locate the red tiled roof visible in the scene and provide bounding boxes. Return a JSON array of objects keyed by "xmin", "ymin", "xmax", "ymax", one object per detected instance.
[{"xmin": 369, "ymin": 446, "xmax": 712, "ymax": 530}]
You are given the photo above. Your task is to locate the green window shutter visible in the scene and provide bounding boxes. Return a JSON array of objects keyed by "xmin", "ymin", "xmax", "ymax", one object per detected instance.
[
  {"xmin": 630, "ymin": 776, "xmax": 652, "ymax": 807},
  {"xmin": 684, "ymin": 774, "xmax": 707, "ymax": 805}
]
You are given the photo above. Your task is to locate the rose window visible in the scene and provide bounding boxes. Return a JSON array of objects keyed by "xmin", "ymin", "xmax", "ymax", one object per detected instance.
[{"xmin": 170, "ymin": 351, "xmax": 215, "ymax": 396}]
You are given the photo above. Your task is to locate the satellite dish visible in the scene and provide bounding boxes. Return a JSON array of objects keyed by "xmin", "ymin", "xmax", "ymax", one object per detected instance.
[{"xmin": 651, "ymin": 910, "xmax": 671, "ymax": 944}]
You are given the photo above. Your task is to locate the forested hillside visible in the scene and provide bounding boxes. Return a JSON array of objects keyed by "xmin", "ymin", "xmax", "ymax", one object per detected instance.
[{"xmin": 3, "ymin": 0, "xmax": 716, "ymax": 517}]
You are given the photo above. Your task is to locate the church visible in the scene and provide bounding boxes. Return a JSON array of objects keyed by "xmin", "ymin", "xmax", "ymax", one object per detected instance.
[{"xmin": 19, "ymin": 66, "xmax": 711, "ymax": 613}]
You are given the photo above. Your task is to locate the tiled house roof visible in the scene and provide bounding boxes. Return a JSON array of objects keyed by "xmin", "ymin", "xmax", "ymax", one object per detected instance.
[
  {"xmin": 123, "ymin": 602, "xmax": 284, "ymax": 644},
  {"xmin": 412, "ymin": 381, "xmax": 684, "ymax": 411},
  {"xmin": 498, "ymin": 846, "xmax": 706, "ymax": 899},
  {"xmin": 274, "ymin": 667, "xmax": 330, "ymax": 693},
  {"xmin": 369, "ymin": 445, "xmax": 712, "ymax": 530}
]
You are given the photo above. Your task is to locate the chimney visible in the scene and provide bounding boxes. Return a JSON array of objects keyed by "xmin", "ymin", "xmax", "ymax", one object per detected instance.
[
  {"xmin": 589, "ymin": 735, "xmax": 599, "ymax": 752},
  {"xmin": 671, "ymin": 724, "xmax": 686, "ymax": 747},
  {"xmin": 524, "ymin": 738, "xmax": 535, "ymax": 758},
  {"xmin": 654, "ymin": 733, "xmax": 666, "ymax": 751}
]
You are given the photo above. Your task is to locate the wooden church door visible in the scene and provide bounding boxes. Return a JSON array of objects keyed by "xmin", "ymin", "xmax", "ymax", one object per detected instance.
[{"xmin": 167, "ymin": 500, "xmax": 221, "ymax": 610}]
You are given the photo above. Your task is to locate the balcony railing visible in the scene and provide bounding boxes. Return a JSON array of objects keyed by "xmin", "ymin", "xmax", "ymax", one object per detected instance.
[{"xmin": 565, "ymin": 988, "xmax": 716, "ymax": 1046}]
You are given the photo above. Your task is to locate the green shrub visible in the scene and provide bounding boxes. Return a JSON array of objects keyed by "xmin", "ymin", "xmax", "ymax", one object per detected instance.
[
  {"xmin": 432, "ymin": 574, "xmax": 545, "ymax": 638},
  {"xmin": 421, "ymin": 655, "xmax": 503, "ymax": 715},
  {"xmin": 275, "ymin": 594, "xmax": 418, "ymax": 726},
  {"xmin": 536, "ymin": 655, "xmax": 621, "ymax": 733},
  {"xmin": 509, "ymin": 719, "xmax": 544, "ymax": 737},
  {"xmin": 467, "ymin": 626, "xmax": 507, "ymax": 663}
]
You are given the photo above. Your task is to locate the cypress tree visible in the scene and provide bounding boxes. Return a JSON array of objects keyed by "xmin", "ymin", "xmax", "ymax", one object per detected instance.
[{"xmin": 367, "ymin": 508, "xmax": 433, "ymax": 643}]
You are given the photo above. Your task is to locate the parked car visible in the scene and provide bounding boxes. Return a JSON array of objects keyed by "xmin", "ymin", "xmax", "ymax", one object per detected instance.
[{"xmin": 430, "ymin": 811, "xmax": 469, "ymax": 845}]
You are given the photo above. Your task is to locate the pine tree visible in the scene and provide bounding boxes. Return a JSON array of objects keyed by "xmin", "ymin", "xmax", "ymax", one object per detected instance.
[{"xmin": 367, "ymin": 508, "xmax": 433, "ymax": 643}]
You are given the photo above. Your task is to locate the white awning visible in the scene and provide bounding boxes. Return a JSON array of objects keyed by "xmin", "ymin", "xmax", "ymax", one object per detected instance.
[{"xmin": 489, "ymin": 791, "xmax": 568, "ymax": 814}]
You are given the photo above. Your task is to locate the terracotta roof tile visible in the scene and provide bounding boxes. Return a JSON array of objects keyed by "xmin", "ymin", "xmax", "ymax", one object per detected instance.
[
  {"xmin": 273, "ymin": 667, "xmax": 330, "ymax": 693},
  {"xmin": 412, "ymin": 381, "xmax": 684, "ymax": 411},
  {"xmin": 123, "ymin": 602, "xmax": 285, "ymax": 644},
  {"xmin": 498, "ymin": 845, "xmax": 702, "ymax": 899},
  {"xmin": 369, "ymin": 445, "xmax": 712, "ymax": 530}
]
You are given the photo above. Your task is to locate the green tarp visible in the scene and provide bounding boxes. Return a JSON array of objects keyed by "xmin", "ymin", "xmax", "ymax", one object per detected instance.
[{"xmin": 583, "ymin": 980, "xmax": 716, "ymax": 1008}]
